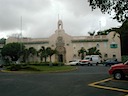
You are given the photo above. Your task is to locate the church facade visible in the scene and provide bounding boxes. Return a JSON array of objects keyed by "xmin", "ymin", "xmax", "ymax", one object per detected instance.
[{"xmin": 6, "ymin": 20, "xmax": 121, "ymax": 63}]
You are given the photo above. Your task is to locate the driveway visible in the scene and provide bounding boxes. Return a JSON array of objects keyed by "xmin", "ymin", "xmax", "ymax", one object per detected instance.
[{"xmin": 0, "ymin": 66, "xmax": 127, "ymax": 96}]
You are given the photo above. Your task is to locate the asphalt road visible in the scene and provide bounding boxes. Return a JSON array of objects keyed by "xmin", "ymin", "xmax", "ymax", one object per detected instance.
[{"xmin": 0, "ymin": 66, "xmax": 127, "ymax": 96}]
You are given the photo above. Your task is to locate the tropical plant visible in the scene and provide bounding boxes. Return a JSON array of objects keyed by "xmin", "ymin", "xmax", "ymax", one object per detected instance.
[
  {"xmin": 38, "ymin": 46, "xmax": 49, "ymax": 62},
  {"xmin": 0, "ymin": 38, "xmax": 6, "ymax": 44},
  {"xmin": 1, "ymin": 42, "xmax": 25, "ymax": 62},
  {"xmin": 46, "ymin": 47, "xmax": 56, "ymax": 62},
  {"xmin": 86, "ymin": 47, "xmax": 101, "ymax": 56},
  {"xmin": 78, "ymin": 47, "xmax": 86, "ymax": 60},
  {"xmin": 22, "ymin": 49, "xmax": 29, "ymax": 63},
  {"xmin": 96, "ymin": 29, "xmax": 112, "ymax": 35},
  {"xmin": 29, "ymin": 47, "xmax": 37, "ymax": 56},
  {"xmin": 88, "ymin": 31, "xmax": 95, "ymax": 36}
]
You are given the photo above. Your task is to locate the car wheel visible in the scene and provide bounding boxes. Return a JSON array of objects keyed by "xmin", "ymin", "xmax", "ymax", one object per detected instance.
[{"xmin": 113, "ymin": 71, "xmax": 124, "ymax": 80}]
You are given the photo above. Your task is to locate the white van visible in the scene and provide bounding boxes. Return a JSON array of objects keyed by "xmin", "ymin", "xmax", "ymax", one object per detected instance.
[{"xmin": 79, "ymin": 55, "xmax": 101, "ymax": 66}]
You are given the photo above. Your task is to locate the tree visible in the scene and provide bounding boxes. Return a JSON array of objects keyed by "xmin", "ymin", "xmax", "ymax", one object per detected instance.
[
  {"xmin": 78, "ymin": 47, "xmax": 86, "ymax": 60},
  {"xmin": 38, "ymin": 46, "xmax": 48, "ymax": 62},
  {"xmin": 111, "ymin": 20, "xmax": 128, "ymax": 55},
  {"xmin": 88, "ymin": 0, "xmax": 128, "ymax": 22},
  {"xmin": 27, "ymin": 47, "xmax": 37, "ymax": 62},
  {"xmin": 29, "ymin": 47, "xmax": 37, "ymax": 56},
  {"xmin": 86, "ymin": 47, "xmax": 101, "ymax": 56},
  {"xmin": 0, "ymin": 38, "xmax": 6, "ymax": 44},
  {"xmin": 96, "ymin": 29, "xmax": 112, "ymax": 35},
  {"xmin": 88, "ymin": 31, "xmax": 95, "ymax": 36},
  {"xmin": 46, "ymin": 47, "xmax": 56, "ymax": 62},
  {"xmin": 22, "ymin": 49, "xmax": 29, "ymax": 63},
  {"xmin": 1, "ymin": 42, "xmax": 25, "ymax": 62}
]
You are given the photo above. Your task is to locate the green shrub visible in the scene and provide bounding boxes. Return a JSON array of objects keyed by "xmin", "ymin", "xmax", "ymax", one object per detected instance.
[
  {"xmin": 122, "ymin": 55, "xmax": 128, "ymax": 63},
  {"xmin": 21, "ymin": 66, "xmax": 40, "ymax": 71},
  {"xmin": 52, "ymin": 62, "xmax": 64, "ymax": 66},
  {"xmin": 6, "ymin": 64, "xmax": 40, "ymax": 71},
  {"xmin": 7, "ymin": 64, "xmax": 22, "ymax": 71}
]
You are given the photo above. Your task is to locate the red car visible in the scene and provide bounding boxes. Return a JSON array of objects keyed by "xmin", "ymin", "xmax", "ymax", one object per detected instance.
[{"xmin": 109, "ymin": 60, "xmax": 128, "ymax": 80}]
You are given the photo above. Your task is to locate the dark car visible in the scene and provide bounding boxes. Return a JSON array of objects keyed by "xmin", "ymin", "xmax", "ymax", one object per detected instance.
[{"xmin": 104, "ymin": 59, "xmax": 122, "ymax": 66}]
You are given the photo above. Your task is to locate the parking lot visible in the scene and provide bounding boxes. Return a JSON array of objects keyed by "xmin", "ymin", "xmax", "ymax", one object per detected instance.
[
  {"xmin": 0, "ymin": 65, "xmax": 128, "ymax": 96},
  {"xmin": 89, "ymin": 77, "xmax": 128, "ymax": 93}
]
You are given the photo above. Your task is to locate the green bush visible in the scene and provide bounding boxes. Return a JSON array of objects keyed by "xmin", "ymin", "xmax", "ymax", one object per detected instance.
[
  {"xmin": 52, "ymin": 62, "xmax": 64, "ymax": 66},
  {"xmin": 21, "ymin": 66, "xmax": 40, "ymax": 71},
  {"xmin": 6, "ymin": 64, "xmax": 40, "ymax": 71},
  {"xmin": 122, "ymin": 55, "xmax": 128, "ymax": 63},
  {"xmin": 7, "ymin": 64, "xmax": 22, "ymax": 71},
  {"xmin": 28, "ymin": 62, "xmax": 64, "ymax": 66}
]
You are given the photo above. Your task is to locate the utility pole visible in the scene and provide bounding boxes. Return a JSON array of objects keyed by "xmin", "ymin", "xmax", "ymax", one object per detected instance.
[{"xmin": 19, "ymin": 16, "xmax": 23, "ymax": 63}]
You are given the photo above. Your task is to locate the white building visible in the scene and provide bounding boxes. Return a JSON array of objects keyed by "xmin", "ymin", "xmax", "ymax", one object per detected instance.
[{"xmin": 6, "ymin": 20, "xmax": 121, "ymax": 63}]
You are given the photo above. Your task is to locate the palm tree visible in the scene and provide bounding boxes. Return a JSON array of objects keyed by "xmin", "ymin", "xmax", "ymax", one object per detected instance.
[
  {"xmin": 88, "ymin": 31, "xmax": 95, "ymax": 36},
  {"xmin": 22, "ymin": 49, "xmax": 29, "ymax": 63},
  {"xmin": 46, "ymin": 47, "xmax": 56, "ymax": 62},
  {"xmin": 78, "ymin": 47, "xmax": 86, "ymax": 60},
  {"xmin": 86, "ymin": 47, "xmax": 101, "ymax": 57},
  {"xmin": 38, "ymin": 46, "xmax": 48, "ymax": 62},
  {"xmin": 28, "ymin": 47, "xmax": 37, "ymax": 62}
]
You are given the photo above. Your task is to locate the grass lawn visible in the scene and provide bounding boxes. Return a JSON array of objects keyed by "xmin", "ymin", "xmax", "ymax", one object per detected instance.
[
  {"xmin": 31, "ymin": 65, "xmax": 77, "ymax": 72},
  {"xmin": 4, "ymin": 65, "xmax": 77, "ymax": 73}
]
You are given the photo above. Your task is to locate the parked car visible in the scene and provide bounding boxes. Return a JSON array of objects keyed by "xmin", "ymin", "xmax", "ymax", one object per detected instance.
[
  {"xmin": 67, "ymin": 60, "xmax": 80, "ymax": 66},
  {"xmin": 85, "ymin": 55, "xmax": 101, "ymax": 64},
  {"xmin": 108, "ymin": 60, "xmax": 128, "ymax": 80},
  {"xmin": 79, "ymin": 59, "xmax": 91, "ymax": 66},
  {"xmin": 79, "ymin": 55, "xmax": 101, "ymax": 66},
  {"xmin": 104, "ymin": 59, "xmax": 122, "ymax": 66}
]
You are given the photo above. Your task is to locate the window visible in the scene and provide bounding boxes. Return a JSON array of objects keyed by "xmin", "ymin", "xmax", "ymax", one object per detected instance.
[{"xmin": 110, "ymin": 44, "xmax": 118, "ymax": 48}]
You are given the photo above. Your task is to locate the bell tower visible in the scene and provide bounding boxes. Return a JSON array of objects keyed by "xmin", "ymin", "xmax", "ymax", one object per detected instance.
[
  {"xmin": 58, "ymin": 20, "xmax": 63, "ymax": 30},
  {"xmin": 55, "ymin": 19, "xmax": 66, "ymax": 63}
]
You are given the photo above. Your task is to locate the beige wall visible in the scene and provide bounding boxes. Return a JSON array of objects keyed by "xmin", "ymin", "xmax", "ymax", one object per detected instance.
[{"xmin": 6, "ymin": 20, "xmax": 121, "ymax": 63}]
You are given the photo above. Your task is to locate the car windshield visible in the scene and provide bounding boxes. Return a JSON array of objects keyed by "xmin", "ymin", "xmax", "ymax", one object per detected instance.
[
  {"xmin": 105, "ymin": 60, "xmax": 111, "ymax": 62},
  {"xmin": 85, "ymin": 57, "xmax": 90, "ymax": 60}
]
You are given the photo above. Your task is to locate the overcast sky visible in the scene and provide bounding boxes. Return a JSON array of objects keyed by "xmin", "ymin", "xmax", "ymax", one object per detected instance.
[{"xmin": 0, "ymin": 0, "xmax": 121, "ymax": 39}]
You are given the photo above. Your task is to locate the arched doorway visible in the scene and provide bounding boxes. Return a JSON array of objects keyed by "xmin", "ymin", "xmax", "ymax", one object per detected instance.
[
  {"xmin": 55, "ymin": 36, "xmax": 66, "ymax": 63},
  {"xmin": 58, "ymin": 54, "xmax": 63, "ymax": 62},
  {"xmin": 55, "ymin": 46, "xmax": 66, "ymax": 63}
]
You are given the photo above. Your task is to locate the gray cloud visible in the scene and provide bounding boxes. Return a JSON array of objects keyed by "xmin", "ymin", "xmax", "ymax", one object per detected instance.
[
  {"xmin": 0, "ymin": 0, "xmax": 51, "ymax": 31},
  {"xmin": 0, "ymin": 0, "xmax": 121, "ymax": 38}
]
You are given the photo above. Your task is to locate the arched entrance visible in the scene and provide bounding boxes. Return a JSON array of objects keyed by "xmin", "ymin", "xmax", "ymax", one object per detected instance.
[
  {"xmin": 55, "ymin": 46, "xmax": 66, "ymax": 63},
  {"xmin": 55, "ymin": 36, "xmax": 66, "ymax": 63},
  {"xmin": 58, "ymin": 54, "xmax": 63, "ymax": 62}
]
